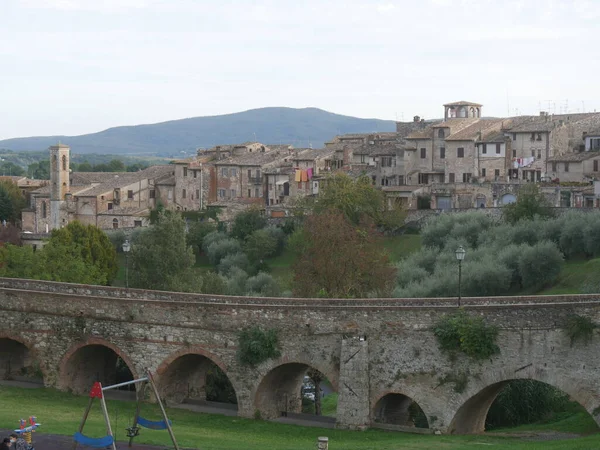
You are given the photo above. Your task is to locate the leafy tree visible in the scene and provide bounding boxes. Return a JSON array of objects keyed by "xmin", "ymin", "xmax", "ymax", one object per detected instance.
[
  {"xmin": 245, "ymin": 272, "xmax": 281, "ymax": 297},
  {"xmin": 186, "ymin": 221, "xmax": 216, "ymax": 255},
  {"xmin": 503, "ymin": 184, "xmax": 554, "ymax": 224},
  {"xmin": 518, "ymin": 241, "xmax": 563, "ymax": 289},
  {"xmin": 27, "ymin": 161, "xmax": 50, "ymax": 179},
  {"xmin": 0, "ymin": 180, "xmax": 26, "ymax": 223},
  {"xmin": 201, "ymin": 271, "xmax": 227, "ymax": 294},
  {"xmin": 307, "ymin": 368, "xmax": 324, "ymax": 416},
  {"xmin": 244, "ymin": 229, "xmax": 278, "ymax": 263},
  {"xmin": 218, "ymin": 252, "xmax": 251, "ymax": 275},
  {"xmin": 47, "ymin": 221, "xmax": 118, "ymax": 284},
  {"xmin": 230, "ymin": 208, "xmax": 267, "ymax": 241},
  {"xmin": 108, "ymin": 159, "xmax": 126, "ymax": 172},
  {"xmin": 304, "ymin": 173, "xmax": 384, "ymax": 225},
  {"xmin": 130, "ymin": 211, "xmax": 200, "ymax": 292},
  {"xmin": 292, "ymin": 213, "xmax": 396, "ymax": 298},
  {"xmin": 77, "ymin": 161, "xmax": 93, "ymax": 172},
  {"xmin": 0, "ymin": 162, "xmax": 24, "ymax": 176},
  {"xmin": 206, "ymin": 238, "xmax": 242, "ymax": 266}
]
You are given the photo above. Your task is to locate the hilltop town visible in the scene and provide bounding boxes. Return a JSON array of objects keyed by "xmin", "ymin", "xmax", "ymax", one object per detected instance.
[{"xmin": 19, "ymin": 100, "xmax": 600, "ymax": 236}]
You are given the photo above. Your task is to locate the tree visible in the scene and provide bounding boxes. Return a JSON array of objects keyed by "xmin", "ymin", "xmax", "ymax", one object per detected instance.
[
  {"xmin": 186, "ymin": 221, "xmax": 216, "ymax": 255},
  {"xmin": 307, "ymin": 368, "xmax": 324, "ymax": 416},
  {"xmin": 503, "ymin": 184, "xmax": 554, "ymax": 224},
  {"xmin": 244, "ymin": 229, "xmax": 278, "ymax": 263},
  {"xmin": 230, "ymin": 208, "xmax": 267, "ymax": 241},
  {"xmin": 0, "ymin": 162, "xmax": 24, "ymax": 177},
  {"xmin": 28, "ymin": 160, "xmax": 49, "ymax": 179},
  {"xmin": 292, "ymin": 213, "xmax": 396, "ymax": 298},
  {"xmin": 306, "ymin": 173, "xmax": 384, "ymax": 225},
  {"xmin": 108, "ymin": 159, "xmax": 126, "ymax": 172},
  {"xmin": 130, "ymin": 211, "xmax": 200, "ymax": 292},
  {"xmin": 0, "ymin": 180, "xmax": 26, "ymax": 223},
  {"xmin": 77, "ymin": 161, "xmax": 93, "ymax": 172},
  {"xmin": 47, "ymin": 221, "xmax": 118, "ymax": 284}
]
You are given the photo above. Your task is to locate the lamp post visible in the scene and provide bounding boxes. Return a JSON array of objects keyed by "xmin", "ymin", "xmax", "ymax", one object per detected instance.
[
  {"xmin": 122, "ymin": 239, "xmax": 131, "ymax": 288},
  {"xmin": 455, "ymin": 246, "xmax": 466, "ymax": 307}
]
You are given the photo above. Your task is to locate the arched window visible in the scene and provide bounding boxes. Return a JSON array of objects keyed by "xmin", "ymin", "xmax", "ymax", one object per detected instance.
[
  {"xmin": 42, "ymin": 202, "xmax": 47, "ymax": 219},
  {"xmin": 438, "ymin": 129, "xmax": 445, "ymax": 139},
  {"xmin": 112, "ymin": 218, "xmax": 119, "ymax": 229},
  {"xmin": 62, "ymin": 155, "xmax": 67, "ymax": 171}
]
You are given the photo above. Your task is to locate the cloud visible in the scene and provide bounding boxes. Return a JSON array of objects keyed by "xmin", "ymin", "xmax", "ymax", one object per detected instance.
[{"xmin": 18, "ymin": 0, "xmax": 163, "ymax": 12}]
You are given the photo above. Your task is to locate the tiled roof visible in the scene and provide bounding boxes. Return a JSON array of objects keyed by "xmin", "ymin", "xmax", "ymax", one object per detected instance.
[
  {"xmin": 445, "ymin": 119, "xmax": 504, "ymax": 141},
  {"xmin": 293, "ymin": 148, "xmax": 335, "ymax": 160},
  {"xmin": 407, "ymin": 118, "xmax": 480, "ymax": 140},
  {"xmin": 215, "ymin": 151, "xmax": 286, "ymax": 167},
  {"xmin": 548, "ymin": 152, "xmax": 600, "ymax": 162},
  {"xmin": 443, "ymin": 101, "xmax": 483, "ymax": 107}
]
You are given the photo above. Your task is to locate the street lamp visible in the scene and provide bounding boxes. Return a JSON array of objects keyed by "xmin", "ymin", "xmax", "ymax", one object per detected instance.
[
  {"xmin": 122, "ymin": 239, "xmax": 131, "ymax": 288},
  {"xmin": 455, "ymin": 246, "xmax": 466, "ymax": 307}
]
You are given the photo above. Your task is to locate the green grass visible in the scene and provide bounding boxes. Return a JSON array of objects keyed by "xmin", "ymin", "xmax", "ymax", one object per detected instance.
[
  {"xmin": 321, "ymin": 393, "xmax": 338, "ymax": 417},
  {"xmin": 537, "ymin": 258, "xmax": 600, "ymax": 295},
  {"xmin": 2, "ymin": 386, "xmax": 600, "ymax": 449}
]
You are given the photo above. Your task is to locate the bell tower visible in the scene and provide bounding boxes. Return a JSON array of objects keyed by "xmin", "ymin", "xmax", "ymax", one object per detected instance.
[{"xmin": 49, "ymin": 143, "xmax": 70, "ymax": 230}]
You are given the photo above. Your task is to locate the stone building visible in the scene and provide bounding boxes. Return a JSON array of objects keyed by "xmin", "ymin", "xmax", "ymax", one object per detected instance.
[{"xmin": 22, "ymin": 144, "xmax": 206, "ymax": 233}]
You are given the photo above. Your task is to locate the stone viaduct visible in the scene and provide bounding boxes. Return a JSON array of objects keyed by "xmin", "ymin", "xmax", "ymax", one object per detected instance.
[{"xmin": 1, "ymin": 277, "xmax": 600, "ymax": 434}]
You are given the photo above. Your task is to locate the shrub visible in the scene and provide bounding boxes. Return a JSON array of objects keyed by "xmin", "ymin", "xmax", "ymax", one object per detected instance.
[
  {"xmin": 202, "ymin": 231, "xmax": 229, "ymax": 253},
  {"xmin": 264, "ymin": 226, "xmax": 287, "ymax": 255},
  {"xmin": 565, "ymin": 314, "xmax": 596, "ymax": 346},
  {"xmin": 497, "ymin": 244, "xmax": 528, "ymax": 288},
  {"xmin": 237, "ymin": 326, "xmax": 281, "ymax": 366},
  {"xmin": 518, "ymin": 241, "xmax": 563, "ymax": 289},
  {"xmin": 433, "ymin": 311, "xmax": 500, "ymax": 360},
  {"xmin": 396, "ymin": 261, "xmax": 429, "ymax": 288},
  {"xmin": 226, "ymin": 267, "xmax": 249, "ymax": 296},
  {"xmin": 201, "ymin": 271, "xmax": 227, "ymax": 295},
  {"xmin": 503, "ymin": 184, "xmax": 554, "ymax": 224},
  {"xmin": 231, "ymin": 208, "xmax": 267, "ymax": 241},
  {"xmin": 187, "ymin": 221, "xmax": 217, "ymax": 254},
  {"xmin": 584, "ymin": 217, "xmax": 600, "ymax": 257},
  {"xmin": 461, "ymin": 258, "xmax": 512, "ymax": 297},
  {"xmin": 246, "ymin": 272, "xmax": 281, "ymax": 297},
  {"xmin": 244, "ymin": 229, "xmax": 278, "ymax": 262},
  {"xmin": 218, "ymin": 252, "xmax": 251, "ymax": 276},
  {"xmin": 206, "ymin": 238, "xmax": 242, "ymax": 266},
  {"xmin": 558, "ymin": 213, "xmax": 587, "ymax": 257}
]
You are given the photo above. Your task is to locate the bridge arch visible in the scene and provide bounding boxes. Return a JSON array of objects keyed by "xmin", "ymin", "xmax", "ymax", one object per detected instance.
[
  {"xmin": 372, "ymin": 391, "xmax": 429, "ymax": 429},
  {"xmin": 448, "ymin": 367, "xmax": 600, "ymax": 434},
  {"xmin": 156, "ymin": 346, "xmax": 239, "ymax": 407},
  {"xmin": 0, "ymin": 333, "xmax": 46, "ymax": 383},
  {"xmin": 253, "ymin": 358, "xmax": 339, "ymax": 419},
  {"xmin": 58, "ymin": 337, "xmax": 139, "ymax": 394}
]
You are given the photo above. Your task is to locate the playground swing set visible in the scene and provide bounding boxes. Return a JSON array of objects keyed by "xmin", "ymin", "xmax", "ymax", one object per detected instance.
[{"xmin": 72, "ymin": 369, "xmax": 179, "ymax": 450}]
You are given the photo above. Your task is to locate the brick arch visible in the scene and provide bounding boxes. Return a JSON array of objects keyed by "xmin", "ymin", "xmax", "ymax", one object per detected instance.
[
  {"xmin": 0, "ymin": 332, "xmax": 47, "ymax": 382},
  {"xmin": 155, "ymin": 346, "xmax": 239, "ymax": 405},
  {"xmin": 58, "ymin": 337, "xmax": 139, "ymax": 393},
  {"xmin": 371, "ymin": 391, "xmax": 430, "ymax": 428},
  {"xmin": 253, "ymin": 356, "xmax": 339, "ymax": 420},
  {"xmin": 448, "ymin": 367, "xmax": 600, "ymax": 434}
]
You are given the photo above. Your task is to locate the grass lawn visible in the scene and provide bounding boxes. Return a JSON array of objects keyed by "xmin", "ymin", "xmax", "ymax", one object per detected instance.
[
  {"xmin": 1, "ymin": 386, "xmax": 600, "ymax": 450},
  {"xmin": 381, "ymin": 234, "xmax": 422, "ymax": 262},
  {"xmin": 536, "ymin": 257, "xmax": 600, "ymax": 295}
]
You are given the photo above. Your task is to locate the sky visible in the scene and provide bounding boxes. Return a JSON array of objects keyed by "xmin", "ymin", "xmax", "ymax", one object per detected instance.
[{"xmin": 1, "ymin": 0, "xmax": 600, "ymax": 140}]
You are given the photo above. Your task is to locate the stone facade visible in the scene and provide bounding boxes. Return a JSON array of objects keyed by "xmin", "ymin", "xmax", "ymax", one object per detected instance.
[{"xmin": 2, "ymin": 278, "xmax": 600, "ymax": 434}]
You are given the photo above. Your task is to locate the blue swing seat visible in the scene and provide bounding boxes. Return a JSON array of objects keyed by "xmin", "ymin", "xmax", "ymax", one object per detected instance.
[
  {"xmin": 73, "ymin": 432, "xmax": 114, "ymax": 448},
  {"xmin": 137, "ymin": 416, "xmax": 172, "ymax": 430}
]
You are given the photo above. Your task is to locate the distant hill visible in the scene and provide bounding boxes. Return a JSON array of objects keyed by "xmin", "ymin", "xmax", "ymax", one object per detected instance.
[{"xmin": 0, "ymin": 107, "xmax": 396, "ymax": 156}]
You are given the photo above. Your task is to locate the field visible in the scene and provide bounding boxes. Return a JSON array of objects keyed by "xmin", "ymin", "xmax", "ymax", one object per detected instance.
[{"xmin": 0, "ymin": 386, "xmax": 599, "ymax": 450}]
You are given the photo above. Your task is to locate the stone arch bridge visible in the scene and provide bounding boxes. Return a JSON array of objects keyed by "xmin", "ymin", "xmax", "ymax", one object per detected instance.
[{"xmin": 1, "ymin": 278, "xmax": 600, "ymax": 434}]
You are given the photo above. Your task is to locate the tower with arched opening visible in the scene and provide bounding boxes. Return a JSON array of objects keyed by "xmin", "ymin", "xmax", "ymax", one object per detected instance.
[
  {"xmin": 443, "ymin": 101, "xmax": 482, "ymax": 120},
  {"xmin": 49, "ymin": 143, "xmax": 70, "ymax": 230}
]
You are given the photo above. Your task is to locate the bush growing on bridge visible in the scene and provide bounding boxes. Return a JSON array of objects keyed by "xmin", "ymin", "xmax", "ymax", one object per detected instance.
[
  {"xmin": 237, "ymin": 326, "xmax": 281, "ymax": 366},
  {"xmin": 433, "ymin": 311, "xmax": 500, "ymax": 360},
  {"xmin": 565, "ymin": 314, "xmax": 596, "ymax": 346}
]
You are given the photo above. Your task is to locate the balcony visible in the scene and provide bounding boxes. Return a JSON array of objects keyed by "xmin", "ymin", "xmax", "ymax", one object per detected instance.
[{"xmin": 249, "ymin": 176, "xmax": 262, "ymax": 184}]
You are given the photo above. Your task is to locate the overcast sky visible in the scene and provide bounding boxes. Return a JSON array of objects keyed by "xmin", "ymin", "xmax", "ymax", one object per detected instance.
[{"xmin": 2, "ymin": 0, "xmax": 599, "ymax": 140}]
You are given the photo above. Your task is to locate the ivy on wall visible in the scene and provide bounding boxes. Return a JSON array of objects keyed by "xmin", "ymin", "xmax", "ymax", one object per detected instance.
[
  {"xmin": 433, "ymin": 311, "xmax": 500, "ymax": 360},
  {"xmin": 237, "ymin": 326, "xmax": 281, "ymax": 366}
]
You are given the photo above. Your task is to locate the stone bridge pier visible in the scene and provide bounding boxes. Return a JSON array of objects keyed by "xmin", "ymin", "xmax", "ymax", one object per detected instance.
[{"xmin": 1, "ymin": 278, "xmax": 600, "ymax": 434}]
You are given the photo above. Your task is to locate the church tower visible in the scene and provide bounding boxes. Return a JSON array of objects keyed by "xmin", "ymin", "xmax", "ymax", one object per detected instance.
[{"xmin": 49, "ymin": 143, "xmax": 70, "ymax": 230}]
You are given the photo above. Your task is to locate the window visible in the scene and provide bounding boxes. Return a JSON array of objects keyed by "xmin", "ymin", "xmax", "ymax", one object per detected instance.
[
  {"xmin": 108, "ymin": 202, "xmax": 113, "ymax": 210},
  {"xmin": 449, "ymin": 173, "xmax": 455, "ymax": 183},
  {"xmin": 193, "ymin": 170, "xmax": 197, "ymax": 178},
  {"xmin": 420, "ymin": 148, "xmax": 426, "ymax": 159},
  {"xmin": 482, "ymin": 144, "xmax": 487, "ymax": 154},
  {"xmin": 248, "ymin": 189, "xmax": 251, "ymax": 197},
  {"xmin": 62, "ymin": 155, "xmax": 67, "ymax": 171},
  {"xmin": 481, "ymin": 168, "xmax": 486, "ymax": 177},
  {"xmin": 595, "ymin": 160, "xmax": 599, "ymax": 172},
  {"xmin": 494, "ymin": 169, "xmax": 500, "ymax": 179},
  {"xmin": 196, "ymin": 189, "xmax": 200, "ymax": 199},
  {"xmin": 182, "ymin": 189, "xmax": 186, "ymax": 199},
  {"xmin": 113, "ymin": 218, "xmax": 119, "ymax": 229},
  {"xmin": 183, "ymin": 167, "xmax": 188, "ymax": 177},
  {"xmin": 42, "ymin": 202, "xmax": 47, "ymax": 218},
  {"xmin": 440, "ymin": 147, "xmax": 445, "ymax": 159},
  {"xmin": 221, "ymin": 167, "xmax": 228, "ymax": 177},
  {"xmin": 134, "ymin": 220, "xmax": 142, "ymax": 227},
  {"xmin": 255, "ymin": 188, "xmax": 259, "ymax": 197},
  {"xmin": 438, "ymin": 129, "xmax": 445, "ymax": 138},
  {"xmin": 457, "ymin": 147, "xmax": 464, "ymax": 158},
  {"xmin": 462, "ymin": 173, "xmax": 472, "ymax": 183},
  {"xmin": 512, "ymin": 133, "xmax": 517, "ymax": 141},
  {"xmin": 231, "ymin": 168, "xmax": 237, "ymax": 177},
  {"xmin": 564, "ymin": 162, "xmax": 569, "ymax": 172},
  {"xmin": 537, "ymin": 133, "xmax": 542, "ymax": 141},
  {"xmin": 513, "ymin": 149, "xmax": 517, "ymax": 158},
  {"xmin": 530, "ymin": 133, "xmax": 536, "ymax": 141},
  {"xmin": 531, "ymin": 150, "xmax": 535, "ymax": 157},
  {"xmin": 230, "ymin": 189, "xmax": 236, "ymax": 198},
  {"xmin": 552, "ymin": 162, "xmax": 557, "ymax": 172},
  {"xmin": 248, "ymin": 169, "xmax": 252, "ymax": 178},
  {"xmin": 256, "ymin": 169, "xmax": 261, "ymax": 178},
  {"xmin": 381, "ymin": 156, "xmax": 393, "ymax": 167},
  {"xmin": 496, "ymin": 143, "xmax": 501, "ymax": 154},
  {"xmin": 537, "ymin": 150, "xmax": 541, "ymax": 159},
  {"xmin": 218, "ymin": 189, "xmax": 226, "ymax": 198},
  {"xmin": 270, "ymin": 199, "xmax": 274, "ymax": 205},
  {"xmin": 269, "ymin": 183, "xmax": 273, "ymax": 191},
  {"xmin": 360, "ymin": 154, "xmax": 366, "ymax": 163},
  {"xmin": 127, "ymin": 190, "xmax": 133, "ymax": 199},
  {"xmin": 149, "ymin": 190, "xmax": 156, "ymax": 199}
]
